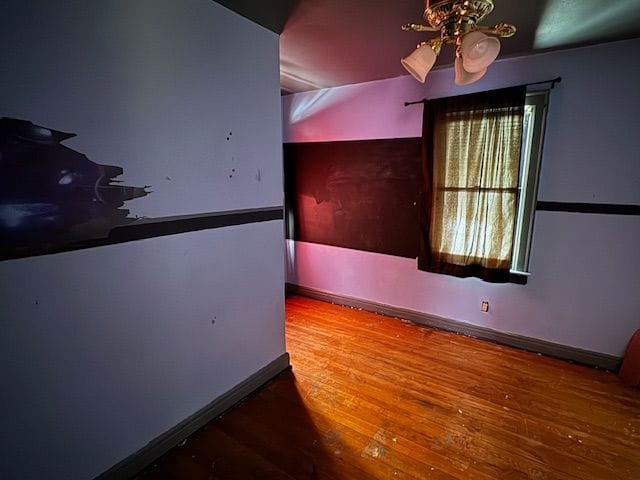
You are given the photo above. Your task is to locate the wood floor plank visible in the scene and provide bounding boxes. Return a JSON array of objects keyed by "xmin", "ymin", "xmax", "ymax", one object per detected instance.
[
  {"xmin": 290, "ymin": 322, "xmax": 640, "ymax": 470},
  {"xmin": 136, "ymin": 295, "xmax": 640, "ymax": 480}
]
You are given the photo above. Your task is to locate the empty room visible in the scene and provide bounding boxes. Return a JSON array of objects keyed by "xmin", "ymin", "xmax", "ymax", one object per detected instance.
[{"xmin": 1, "ymin": 1, "xmax": 639, "ymax": 479}]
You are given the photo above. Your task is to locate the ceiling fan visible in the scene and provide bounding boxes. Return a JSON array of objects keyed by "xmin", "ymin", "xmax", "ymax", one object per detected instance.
[{"xmin": 402, "ymin": 0, "xmax": 516, "ymax": 85}]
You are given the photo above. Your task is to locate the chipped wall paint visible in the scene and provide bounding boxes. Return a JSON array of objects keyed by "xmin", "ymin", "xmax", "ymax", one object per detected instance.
[{"xmin": 2, "ymin": 0, "xmax": 282, "ymax": 219}]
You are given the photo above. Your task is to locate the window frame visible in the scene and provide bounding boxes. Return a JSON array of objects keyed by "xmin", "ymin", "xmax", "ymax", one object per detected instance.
[{"xmin": 510, "ymin": 90, "xmax": 549, "ymax": 275}]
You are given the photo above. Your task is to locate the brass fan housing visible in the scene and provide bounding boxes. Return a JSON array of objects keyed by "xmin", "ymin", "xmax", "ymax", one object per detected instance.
[
  {"xmin": 425, "ymin": 0, "xmax": 495, "ymax": 40},
  {"xmin": 403, "ymin": 0, "xmax": 515, "ymax": 43}
]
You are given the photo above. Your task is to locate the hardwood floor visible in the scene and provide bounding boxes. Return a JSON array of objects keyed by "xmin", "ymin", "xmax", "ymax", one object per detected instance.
[{"xmin": 136, "ymin": 295, "xmax": 640, "ymax": 479}]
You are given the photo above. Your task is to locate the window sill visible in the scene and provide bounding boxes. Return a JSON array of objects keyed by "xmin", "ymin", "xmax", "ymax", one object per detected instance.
[{"xmin": 509, "ymin": 271, "xmax": 529, "ymax": 285}]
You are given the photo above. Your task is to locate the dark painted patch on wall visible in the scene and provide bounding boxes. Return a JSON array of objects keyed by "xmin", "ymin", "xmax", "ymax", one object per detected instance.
[
  {"xmin": 284, "ymin": 138, "xmax": 422, "ymax": 258},
  {"xmin": 0, "ymin": 118, "xmax": 149, "ymax": 259}
]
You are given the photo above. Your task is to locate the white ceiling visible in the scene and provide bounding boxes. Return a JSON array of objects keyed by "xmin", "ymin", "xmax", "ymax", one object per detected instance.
[{"xmin": 215, "ymin": 0, "xmax": 640, "ymax": 94}]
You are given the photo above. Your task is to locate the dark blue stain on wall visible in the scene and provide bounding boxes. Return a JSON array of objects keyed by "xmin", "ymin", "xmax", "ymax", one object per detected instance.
[{"xmin": 0, "ymin": 117, "xmax": 149, "ymax": 258}]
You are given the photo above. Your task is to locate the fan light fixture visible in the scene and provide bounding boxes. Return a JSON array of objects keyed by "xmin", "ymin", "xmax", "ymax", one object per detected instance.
[{"xmin": 402, "ymin": 0, "xmax": 516, "ymax": 85}]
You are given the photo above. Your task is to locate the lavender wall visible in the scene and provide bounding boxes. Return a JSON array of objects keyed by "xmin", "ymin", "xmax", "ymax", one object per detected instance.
[
  {"xmin": 1, "ymin": 224, "xmax": 285, "ymax": 479},
  {"xmin": 283, "ymin": 39, "xmax": 640, "ymax": 356},
  {"xmin": 0, "ymin": 1, "xmax": 284, "ymax": 478}
]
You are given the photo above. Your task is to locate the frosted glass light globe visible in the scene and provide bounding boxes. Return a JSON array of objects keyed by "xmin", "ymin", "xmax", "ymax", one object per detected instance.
[{"xmin": 461, "ymin": 31, "xmax": 501, "ymax": 73}]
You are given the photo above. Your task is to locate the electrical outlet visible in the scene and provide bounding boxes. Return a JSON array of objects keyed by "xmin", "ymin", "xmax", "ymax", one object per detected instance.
[{"xmin": 481, "ymin": 301, "xmax": 489, "ymax": 313}]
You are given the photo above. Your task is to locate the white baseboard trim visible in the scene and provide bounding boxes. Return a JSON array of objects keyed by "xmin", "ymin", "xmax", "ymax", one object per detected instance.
[
  {"xmin": 95, "ymin": 352, "xmax": 291, "ymax": 480},
  {"xmin": 287, "ymin": 283, "xmax": 621, "ymax": 372}
]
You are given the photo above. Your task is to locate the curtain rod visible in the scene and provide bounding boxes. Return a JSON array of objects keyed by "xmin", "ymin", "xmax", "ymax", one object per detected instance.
[{"xmin": 404, "ymin": 76, "xmax": 562, "ymax": 107}]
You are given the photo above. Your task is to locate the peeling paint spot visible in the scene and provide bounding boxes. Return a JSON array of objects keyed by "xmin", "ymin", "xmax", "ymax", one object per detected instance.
[
  {"xmin": 443, "ymin": 433, "xmax": 453, "ymax": 446},
  {"xmin": 367, "ymin": 446, "xmax": 381, "ymax": 457},
  {"xmin": 361, "ymin": 428, "xmax": 388, "ymax": 459},
  {"xmin": 322, "ymin": 431, "xmax": 343, "ymax": 455}
]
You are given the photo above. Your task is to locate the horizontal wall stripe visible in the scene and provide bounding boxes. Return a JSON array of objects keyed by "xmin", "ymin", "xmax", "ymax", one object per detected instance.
[
  {"xmin": 108, "ymin": 206, "xmax": 284, "ymax": 242},
  {"xmin": 286, "ymin": 283, "xmax": 621, "ymax": 371},
  {"xmin": 537, "ymin": 201, "xmax": 640, "ymax": 216},
  {"xmin": 1, "ymin": 206, "xmax": 284, "ymax": 261}
]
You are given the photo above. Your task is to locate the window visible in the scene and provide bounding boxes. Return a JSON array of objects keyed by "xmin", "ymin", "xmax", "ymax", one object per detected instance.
[
  {"xmin": 418, "ymin": 87, "xmax": 548, "ymax": 283},
  {"xmin": 511, "ymin": 91, "xmax": 548, "ymax": 274}
]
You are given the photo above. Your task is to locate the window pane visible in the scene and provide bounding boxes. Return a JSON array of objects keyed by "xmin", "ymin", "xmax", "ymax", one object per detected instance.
[
  {"xmin": 432, "ymin": 190, "xmax": 517, "ymax": 268},
  {"xmin": 511, "ymin": 91, "xmax": 549, "ymax": 273}
]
